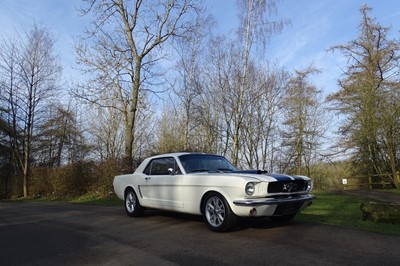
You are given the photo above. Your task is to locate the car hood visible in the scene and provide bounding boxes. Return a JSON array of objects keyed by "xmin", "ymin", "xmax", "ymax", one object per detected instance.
[{"xmin": 231, "ymin": 170, "xmax": 310, "ymax": 182}]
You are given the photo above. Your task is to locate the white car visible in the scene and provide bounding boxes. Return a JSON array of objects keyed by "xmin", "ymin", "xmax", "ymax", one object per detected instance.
[{"xmin": 113, "ymin": 152, "xmax": 315, "ymax": 232}]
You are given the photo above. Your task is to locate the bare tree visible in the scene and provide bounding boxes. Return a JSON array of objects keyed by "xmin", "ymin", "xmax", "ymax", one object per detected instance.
[
  {"xmin": 280, "ymin": 66, "xmax": 325, "ymax": 176},
  {"xmin": 241, "ymin": 63, "xmax": 289, "ymax": 170},
  {"xmin": 88, "ymin": 104, "xmax": 125, "ymax": 160},
  {"xmin": 231, "ymin": 0, "xmax": 288, "ymax": 165},
  {"xmin": 204, "ymin": 36, "xmax": 240, "ymax": 158},
  {"xmin": 171, "ymin": 14, "xmax": 211, "ymax": 151},
  {"xmin": 0, "ymin": 24, "xmax": 61, "ymax": 196},
  {"xmin": 75, "ymin": 0, "xmax": 204, "ymax": 170},
  {"xmin": 157, "ymin": 105, "xmax": 185, "ymax": 153}
]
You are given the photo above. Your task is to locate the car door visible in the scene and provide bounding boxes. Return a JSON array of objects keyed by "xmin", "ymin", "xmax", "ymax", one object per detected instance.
[{"xmin": 140, "ymin": 157, "xmax": 183, "ymax": 209}]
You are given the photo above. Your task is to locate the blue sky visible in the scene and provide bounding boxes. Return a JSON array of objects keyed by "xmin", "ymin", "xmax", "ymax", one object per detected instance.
[{"xmin": 1, "ymin": 0, "xmax": 399, "ymax": 96}]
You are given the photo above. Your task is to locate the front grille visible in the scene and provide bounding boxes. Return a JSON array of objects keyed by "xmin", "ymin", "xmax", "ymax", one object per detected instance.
[{"xmin": 268, "ymin": 180, "xmax": 307, "ymax": 193}]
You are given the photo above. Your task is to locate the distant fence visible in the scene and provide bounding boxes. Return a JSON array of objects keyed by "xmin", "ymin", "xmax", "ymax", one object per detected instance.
[{"xmin": 341, "ymin": 173, "xmax": 399, "ymax": 190}]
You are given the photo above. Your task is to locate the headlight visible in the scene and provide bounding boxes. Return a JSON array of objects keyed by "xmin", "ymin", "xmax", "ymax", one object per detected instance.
[
  {"xmin": 245, "ymin": 182, "xmax": 255, "ymax": 196},
  {"xmin": 306, "ymin": 180, "xmax": 313, "ymax": 192}
]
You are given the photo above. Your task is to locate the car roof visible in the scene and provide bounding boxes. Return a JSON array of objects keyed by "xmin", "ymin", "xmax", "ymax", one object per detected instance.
[
  {"xmin": 135, "ymin": 152, "xmax": 228, "ymax": 174},
  {"xmin": 148, "ymin": 152, "xmax": 209, "ymax": 159}
]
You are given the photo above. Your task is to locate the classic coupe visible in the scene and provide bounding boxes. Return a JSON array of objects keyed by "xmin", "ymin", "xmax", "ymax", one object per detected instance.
[{"xmin": 113, "ymin": 152, "xmax": 315, "ymax": 232}]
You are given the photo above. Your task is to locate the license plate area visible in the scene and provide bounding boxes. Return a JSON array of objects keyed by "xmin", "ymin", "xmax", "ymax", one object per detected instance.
[{"xmin": 273, "ymin": 201, "xmax": 303, "ymax": 215}]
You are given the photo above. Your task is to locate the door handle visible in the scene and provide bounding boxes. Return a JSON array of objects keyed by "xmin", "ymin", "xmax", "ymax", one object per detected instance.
[{"xmin": 145, "ymin": 177, "xmax": 151, "ymax": 181}]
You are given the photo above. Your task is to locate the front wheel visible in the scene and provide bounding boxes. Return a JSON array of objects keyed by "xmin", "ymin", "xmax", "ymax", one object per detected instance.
[
  {"xmin": 125, "ymin": 189, "xmax": 145, "ymax": 217},
  {"xmin": 202, "ymin": 192, "xmax": 237, "ymax": 232}
]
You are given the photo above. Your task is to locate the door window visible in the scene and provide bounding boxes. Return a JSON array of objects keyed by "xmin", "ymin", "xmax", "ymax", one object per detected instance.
[{"xmin": 143, "ymin": 157, "xmax": 181, "ymax": 175}]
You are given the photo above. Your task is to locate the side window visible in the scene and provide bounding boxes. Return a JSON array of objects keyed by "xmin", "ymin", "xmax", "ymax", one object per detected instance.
[
  {"xmin": 143, "ymin": 162, "xmax": 151, "ymax": 175},
  {"xmin": 143, "ymin": 157, "xmax": 182, "ymax": 175}
]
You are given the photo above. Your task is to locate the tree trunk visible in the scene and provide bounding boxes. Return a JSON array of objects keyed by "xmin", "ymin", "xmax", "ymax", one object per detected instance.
[
  {"xmin": 123, "ymin": 57, "xmax": 142, "ymax": 172},
  {"xmin": 23, "ymin": 131, "xmax": 30, "ymax": 197}
]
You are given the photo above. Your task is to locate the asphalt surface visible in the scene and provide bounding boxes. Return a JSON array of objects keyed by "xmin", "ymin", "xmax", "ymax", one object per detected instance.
[{"xmin": 1, "ymin": 201, "xmax": 399, "ymax": 266}]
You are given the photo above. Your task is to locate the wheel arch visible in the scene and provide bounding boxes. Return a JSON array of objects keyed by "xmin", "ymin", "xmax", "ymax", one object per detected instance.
[
  {"xmin": 124, "ymin": 186, "xmax": 142, "ymax": 202},
  {"xmin": 124, "ymin": 186, "xmax": 135, "ymax": 195},
  {"xmin": 200, "ymin": 189, "xmax": 234, "ymax": 215},
  {"xmin": 200, "ymin": 189, "xmax": 238, "ymax": 232}
]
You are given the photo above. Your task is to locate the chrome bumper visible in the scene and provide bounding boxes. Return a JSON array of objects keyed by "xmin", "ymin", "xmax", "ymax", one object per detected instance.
[{"xmin": 233, "ymin": 194, "xmax": 315, "ymax": 207}]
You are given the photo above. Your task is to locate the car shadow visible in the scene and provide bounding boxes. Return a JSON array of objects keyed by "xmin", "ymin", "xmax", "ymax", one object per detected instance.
[
  {"xmin": 141, "ymin": 209, "xmax": 300, "ymax": 231},
  {"xmin": 236, "ymin": 217, "xmax": 300, "ymax": 231},
  {"xmin": 143, "ymin": 209, "xmax": 204, "ymax": 222}
]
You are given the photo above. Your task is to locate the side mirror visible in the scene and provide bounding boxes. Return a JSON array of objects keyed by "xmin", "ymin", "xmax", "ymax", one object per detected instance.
[{"xmin": 168, "ymin": 168, "xmax": 174, "ymax": 175}]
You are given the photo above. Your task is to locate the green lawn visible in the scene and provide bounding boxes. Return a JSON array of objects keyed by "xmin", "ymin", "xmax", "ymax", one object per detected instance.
[
  {"xmin": 69, "ymin": 194, "xmax": 121, "ymax": 206},
  {"xmin": 296, "ymin": 191, "xmax": 400, "ymax": 236}
]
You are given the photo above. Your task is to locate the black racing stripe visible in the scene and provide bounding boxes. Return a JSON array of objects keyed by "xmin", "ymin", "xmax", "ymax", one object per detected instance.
[
  {"xmin": 292, "ymin": 175, "xmax": 307, "ymax": 181},
  {"xmin": 268, "ymin": 173, "xmax": 295, "ymax": 182}
]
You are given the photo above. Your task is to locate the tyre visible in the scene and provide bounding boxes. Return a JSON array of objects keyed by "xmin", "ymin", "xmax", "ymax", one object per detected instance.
[
  {"xmin": 202, "ymin": 192, "xmax": 237, "ymax": 232},
  {"xmin": 124, "ymin": 189, "xmax": 145, "ymax": 217}
]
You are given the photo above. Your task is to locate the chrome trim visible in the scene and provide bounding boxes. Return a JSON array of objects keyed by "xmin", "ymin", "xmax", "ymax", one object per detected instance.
[
  {"xmin": 138, "ymin": 185, "xmax": 143, "ymax": 198},
  {"xmin": 233, "ymin": 194, "xmax": 315, "ymax": 206}
]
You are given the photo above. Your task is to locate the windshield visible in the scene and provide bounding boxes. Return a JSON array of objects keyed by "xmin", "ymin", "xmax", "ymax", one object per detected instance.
[{"xmin": 179, "ymin": 154, "xmax": 237, "ymax": 174}]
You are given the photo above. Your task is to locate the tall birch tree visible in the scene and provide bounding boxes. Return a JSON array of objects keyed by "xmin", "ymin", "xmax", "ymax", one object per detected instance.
[{"xmin": 231, "ymin": 0, "xmax": 287, "ymax": 165}]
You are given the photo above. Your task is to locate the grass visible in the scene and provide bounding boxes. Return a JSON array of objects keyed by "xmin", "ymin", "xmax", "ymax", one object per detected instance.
[
  {"xmin": 297, "ymin": 191, "xmax": 400, "ymax": 236},
  {"xmin": 69, "ymin": 194, "xmax": 121, "ymax": 206}
]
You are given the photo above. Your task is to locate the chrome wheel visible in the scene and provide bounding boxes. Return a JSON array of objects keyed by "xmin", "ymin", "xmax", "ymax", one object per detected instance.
[
  {"xmin": 205, "ymin": 196, "xmax": 226, "ymax": 227},
  {"xmin": 203, "ymin": 192, "xmax": 237, "ymax": 232},
  {"xmin": 124, "ymin": 189, "xmax": 145, "ymax": 217},
  {"xmin": 125, "ymin": 191, "xmax": 136, "ymax": 214}
]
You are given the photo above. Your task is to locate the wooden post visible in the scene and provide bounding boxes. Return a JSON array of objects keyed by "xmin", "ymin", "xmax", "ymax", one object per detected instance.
[{"xmin": 368, "ymin": 176, "xmax": 372, "ymax": 190}]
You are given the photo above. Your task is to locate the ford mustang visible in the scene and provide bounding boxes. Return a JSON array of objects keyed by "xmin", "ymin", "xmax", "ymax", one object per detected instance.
[{"xmin": 113, "ymin": 152, "xmax": 315, "ymax": 232}]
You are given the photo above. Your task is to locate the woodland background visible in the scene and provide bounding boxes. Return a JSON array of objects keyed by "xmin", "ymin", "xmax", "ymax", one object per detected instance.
[{"xmin": 1, "ymin": 0, "xmax": 399, "ymax": 199}]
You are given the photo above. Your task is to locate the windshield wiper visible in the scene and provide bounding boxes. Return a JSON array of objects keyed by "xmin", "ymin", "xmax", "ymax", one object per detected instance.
[
  {"xmin": 190, "ymin": 169, "xmax": 209, "ymax": 173},
  {"xmin": 217, "ymin": 168, "xmax": 233, "ymax": 172}
]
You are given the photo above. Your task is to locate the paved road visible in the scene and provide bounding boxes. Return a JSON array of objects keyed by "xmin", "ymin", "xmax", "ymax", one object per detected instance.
[{"xmin": 1, "ymin": 202, "xmax": 399, "ymax": 266}]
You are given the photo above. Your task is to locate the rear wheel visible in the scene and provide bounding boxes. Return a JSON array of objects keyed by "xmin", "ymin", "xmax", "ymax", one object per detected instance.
[
  {"xmin": 202, "ymin": 192, "xmax": 237, "ymax": 232},
  {"xmin": 125, "ymin": 189, "xmax": 145, "ymax": 217}
]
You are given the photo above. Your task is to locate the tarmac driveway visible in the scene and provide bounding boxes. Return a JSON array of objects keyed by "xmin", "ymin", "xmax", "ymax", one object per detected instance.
[{"xmin": 0, "ymin": 201, "xmax": 399, "ymax": 266}]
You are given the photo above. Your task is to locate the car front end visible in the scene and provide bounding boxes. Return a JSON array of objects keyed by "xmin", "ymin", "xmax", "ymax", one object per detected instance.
[{"xmin": 230, "ymin": 173, "xmax": 315, "ymax": 218}]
